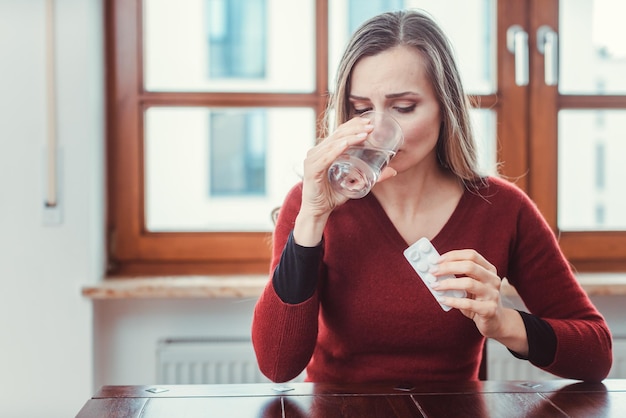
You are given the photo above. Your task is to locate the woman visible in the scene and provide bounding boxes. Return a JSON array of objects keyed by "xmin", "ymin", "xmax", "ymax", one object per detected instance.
[{"xmin": 252, "ymin": 10, "xmax": 612, "ymax": 384}]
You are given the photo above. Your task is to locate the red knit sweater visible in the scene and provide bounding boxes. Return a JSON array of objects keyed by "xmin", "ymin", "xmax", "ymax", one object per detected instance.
[{"xmin": 252, "ymin": 177, "xmax": 612, "ymax": 383}]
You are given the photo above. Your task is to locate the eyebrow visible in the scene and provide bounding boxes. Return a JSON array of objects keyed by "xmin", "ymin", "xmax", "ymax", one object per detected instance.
[{"xmin": 349, "ymin": 91, "xmax": 420, "ymax": 100}]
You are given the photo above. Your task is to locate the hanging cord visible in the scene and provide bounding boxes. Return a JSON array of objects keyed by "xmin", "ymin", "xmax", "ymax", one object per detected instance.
[{"xmin": 45, "ymin": 0, "xmax": 57, "ymax": 208}]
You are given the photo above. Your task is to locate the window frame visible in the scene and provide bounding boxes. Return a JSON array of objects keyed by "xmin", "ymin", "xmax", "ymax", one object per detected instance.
[
  {"xmin": 528, "ymin": 0, "xmax": 626, "ymax": 271},
  {"xmin": 106, "ymin": 0, "xmax": 626, "ymax": 276},
  {"xmin": 106, "ymin": 0, "xmax": 329, "ymax": 275}
]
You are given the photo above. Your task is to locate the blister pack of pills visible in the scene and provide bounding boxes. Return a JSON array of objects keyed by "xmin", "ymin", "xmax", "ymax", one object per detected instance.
[{"xmin": 403, "ymin": 237, "xmax": 466, "ymax": 311}]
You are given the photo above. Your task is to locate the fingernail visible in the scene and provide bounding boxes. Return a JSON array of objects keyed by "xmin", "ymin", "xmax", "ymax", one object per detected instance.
[{"xmin": 356, "ymin": 132, "xmax": 367, "ymax": 139}]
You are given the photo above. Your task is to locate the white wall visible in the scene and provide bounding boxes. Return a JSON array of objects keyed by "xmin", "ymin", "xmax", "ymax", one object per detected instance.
[
  {"xmin": 93, "ymin": 298, "xmax": 258, "ymax": 387},
  {"xmin": 0, "ymin": 0, "xmax": 103, "ymax": 417}
]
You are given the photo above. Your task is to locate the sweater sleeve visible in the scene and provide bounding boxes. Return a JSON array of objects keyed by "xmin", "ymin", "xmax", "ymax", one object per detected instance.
[
  {"xmin": 272, "ymin": 231, "xmax": 323, "ymax": 304},
  {"xmin": 251, "ymin": 184, "xmax": 322, "ymax": 383},
  {"xmin": 506, "ymin": 190, "xmax": 612, "ymax": 382},
  {"xmin": 510, "ymin": 311, "xmax": 557, "ymax": 367}
]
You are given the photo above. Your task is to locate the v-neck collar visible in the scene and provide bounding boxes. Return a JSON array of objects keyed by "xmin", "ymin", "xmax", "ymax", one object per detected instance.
[{"xmin": 361, "ymin": 187, "xmax": 472, "ymax": 251}]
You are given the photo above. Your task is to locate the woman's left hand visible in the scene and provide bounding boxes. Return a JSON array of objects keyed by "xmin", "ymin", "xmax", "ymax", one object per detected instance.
[{"xmin": 430, "ymin": 249, "xmax": 528, "ymax": 355}]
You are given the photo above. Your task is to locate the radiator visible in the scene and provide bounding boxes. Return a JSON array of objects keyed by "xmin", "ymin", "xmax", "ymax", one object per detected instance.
[
  {"xmin": 487, "ymin": 338, "xmax": 626, "ymax": 380},
  {"xmin": 156, "ymin": 338, "xmax": 271, "ymax": 384},
  {"xmin": 157, "ymin": 337, "xmax": 626, "ymax": 384}
]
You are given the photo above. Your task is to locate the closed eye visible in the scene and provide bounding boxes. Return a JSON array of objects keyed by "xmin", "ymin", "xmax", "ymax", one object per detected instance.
[
  {"xmin": 353, "ymin": 107, "xmax": 372, "ymax": 115},
  {"xmin": 394, "ymin": 104, "xmax": 416, "ymax": 114}
]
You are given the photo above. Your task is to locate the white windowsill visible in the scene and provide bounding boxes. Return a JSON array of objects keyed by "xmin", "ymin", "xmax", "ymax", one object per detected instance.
[
  {"xmin": 81, "ymin": 273, "xmax": 626, "ymax": 300},
  {"xmin": 82, "ymin": 275, "xmax": 268, "ymax": 300}
]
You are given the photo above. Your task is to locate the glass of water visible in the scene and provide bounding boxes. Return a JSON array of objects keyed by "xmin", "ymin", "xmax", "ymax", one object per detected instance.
[{"xmin": 328, "ymin": 111, "xmax": 404, "ymax": 199}]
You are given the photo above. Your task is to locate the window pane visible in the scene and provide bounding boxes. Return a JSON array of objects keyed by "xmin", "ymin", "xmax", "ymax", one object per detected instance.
[
  {"xmin": 558, "ymin": 110, "xmax": 626, "ymax": 230},
  {"xmin": 207, "ymin": 0, "xmax": 266, "ymax": 79},
  {"xmin": 209, "ymin": 110, "xmax": 267, "ymax": 196},
  {"xmin": 329, "ymin": 0, "xmax": 495, "ymax": 95},
  {"xmin": 144, "ymin": 107, "xmax": 315, "ymax": 232},
  {"xmin": 143, "ymin": 0, "xmax": 315, "ymax": 92},
  {"xmin": 559, "ymin": 0, "xmax": 626, "ymax": 94},
  {"xmin": 470, "ymin": 109, "xmax": 497, "ymax": 176}
]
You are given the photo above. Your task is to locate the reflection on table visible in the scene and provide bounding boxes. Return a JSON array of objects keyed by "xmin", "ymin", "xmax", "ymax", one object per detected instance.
[{"xmin": 76, "ymin": 379, "xmax": 626, "ymax": 417}]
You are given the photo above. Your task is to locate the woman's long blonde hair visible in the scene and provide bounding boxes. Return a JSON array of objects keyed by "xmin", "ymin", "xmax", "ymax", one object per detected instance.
[{"xmin": 322, "ymin": 10, "xmax": 484, "ymax": 184}]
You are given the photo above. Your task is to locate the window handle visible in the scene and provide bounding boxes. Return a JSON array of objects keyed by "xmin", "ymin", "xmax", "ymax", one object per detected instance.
[
  {"xmin": 506, "ymin": 25, "xmax": 529, "ymax": 86},
  {"xmin": 537, "ymin": 25, "xmax": 559, "ymax": 86}
]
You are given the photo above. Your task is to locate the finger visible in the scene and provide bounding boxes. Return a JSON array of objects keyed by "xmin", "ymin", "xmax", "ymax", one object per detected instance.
[
  {"xmin": 325, "ymin": 117, "xmax": 373, "ymax": 145},
  {"xmin": 432, "ymin": 260, "xmax": 498, "ymax": 288},
  {"xmin": 306, "ymin": 125, "xmax": 373, "ymax": 169},
  {"xmin": 438, "ymin": 295, "xmax": 498, "ymax": 317},
  {"xmin": 433, "ymin": 258, "xmax": 500, "ymax": 290},
  {"xmin": 432, "ymin": 276, "xmax": 499, "ymax": 300},
  {"xmin": 439, "ymin": 249, "xmax": 497, "ymax": 275}
]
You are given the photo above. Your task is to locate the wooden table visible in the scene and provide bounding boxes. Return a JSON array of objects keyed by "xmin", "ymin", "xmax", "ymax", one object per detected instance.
[{"xmin": 76, "ymin": 379, "xmax": 626, "ymax": 417}]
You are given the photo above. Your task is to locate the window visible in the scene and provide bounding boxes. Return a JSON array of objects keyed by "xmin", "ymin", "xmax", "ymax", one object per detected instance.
[
  {"xmin": 209, "ymin": 110, "xmax": 267, "ymax": 197},
  {"xmin": 207, "ymin": 0, "xmax": 267, "ymax": 79},
  {"xmin": 106, "ymin": 0, "xmax": 626, "ymax": 276},
  {"xmin": 347, "ymin": 0, "xmax": 404, "ymax": 34},
  {"xmin": 595, "ymin": 142, "xmax": 605, "ymax": 191},
  {"xmin": 546, "ymin": 0, "xmax": 626, "ymax": 269},
  {"xmin": 109, "ymin": 0, "xmax": 321, "ymax": 274}
]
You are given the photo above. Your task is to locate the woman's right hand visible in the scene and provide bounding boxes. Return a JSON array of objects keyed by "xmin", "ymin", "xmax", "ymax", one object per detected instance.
[
  {"xmin": 301, "ymin": 116, "xmax": 374, "ymax": 214},
  {"xmin": 292, "ymin": 116, "xmax": 373, "ymax": 246}
]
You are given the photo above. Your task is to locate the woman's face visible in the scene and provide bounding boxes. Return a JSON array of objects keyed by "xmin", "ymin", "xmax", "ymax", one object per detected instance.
[{"xmin": 348, "ymin": 45, "xmax": 442, "ymax": 174}]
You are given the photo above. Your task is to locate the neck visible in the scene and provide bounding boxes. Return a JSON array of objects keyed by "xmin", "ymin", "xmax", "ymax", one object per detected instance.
[
  {"xmin": 371, "ymin": 164, "xmax": 464, "ymax": 243},
  {"xmin": 373, "ymin": 165, "xmax": 461, "ymax": 212}
]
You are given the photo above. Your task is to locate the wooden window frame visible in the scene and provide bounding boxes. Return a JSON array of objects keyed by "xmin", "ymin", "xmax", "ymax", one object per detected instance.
[
  {"xmin": 106, "ymin": 0, "xmax": 328, "ymax": 275},
  {"xmin": 106, "ymin": 0, "xmax": 626, "ymax": 277},
  {"xmin": 527, "ymin": 0, "xmax": 626, "ymax": 271}
]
